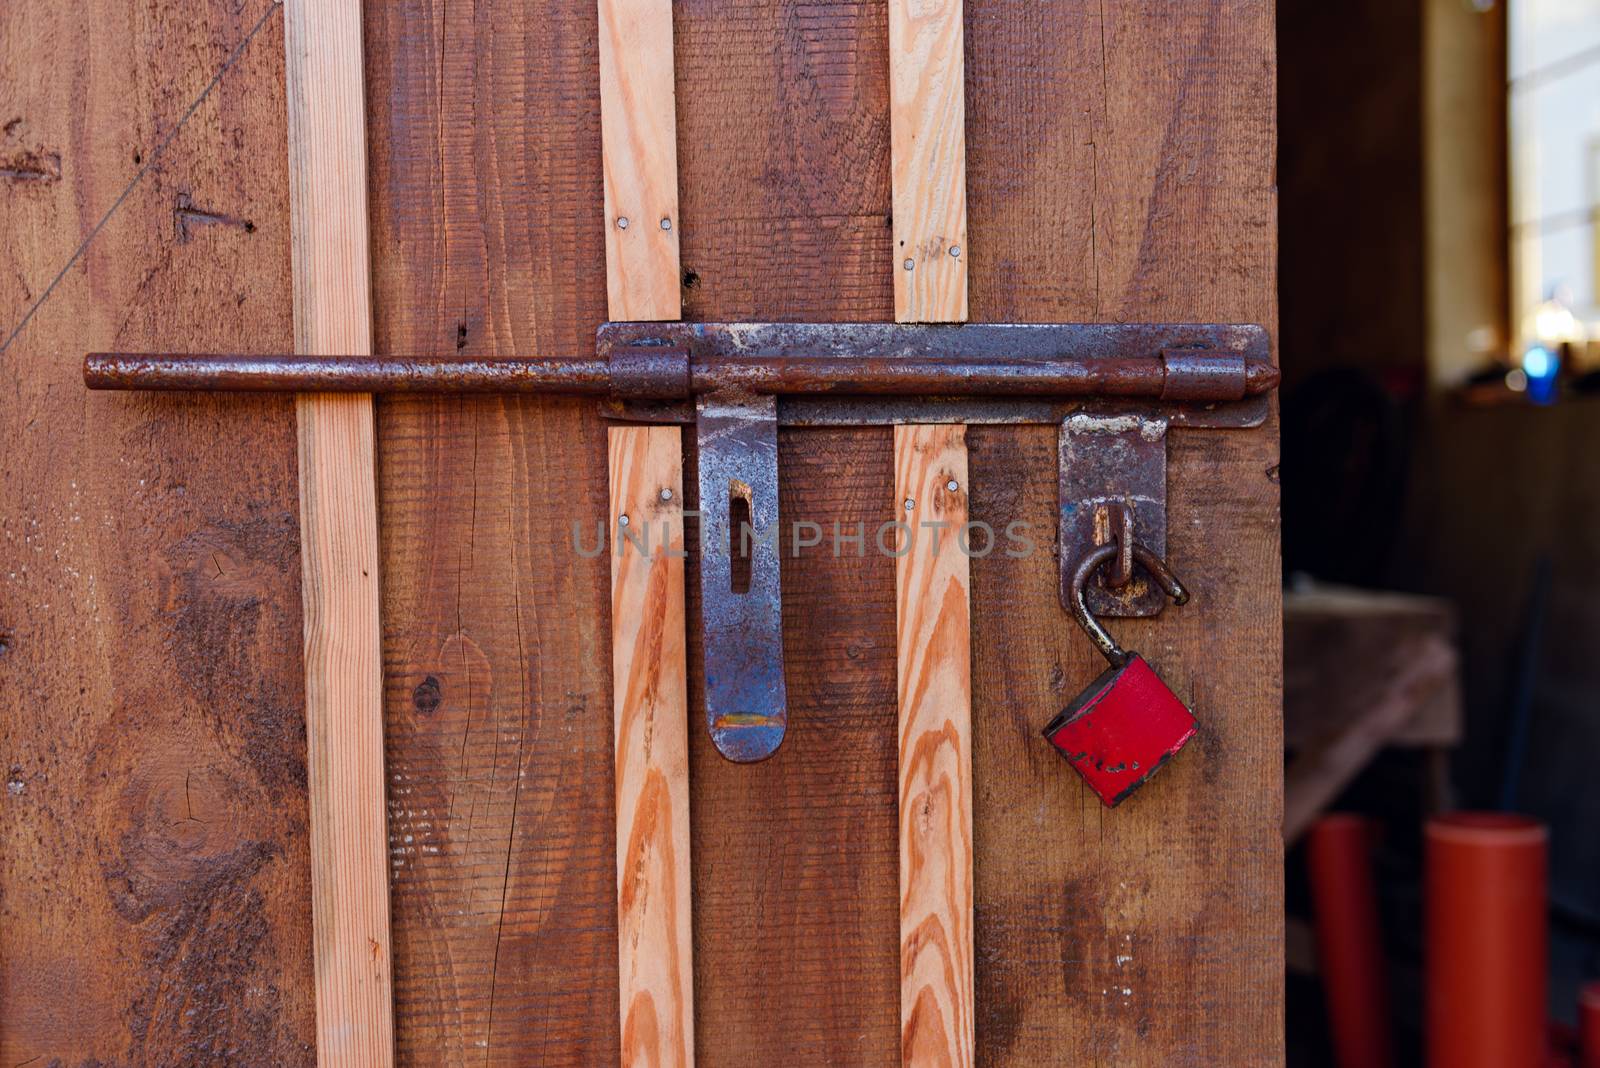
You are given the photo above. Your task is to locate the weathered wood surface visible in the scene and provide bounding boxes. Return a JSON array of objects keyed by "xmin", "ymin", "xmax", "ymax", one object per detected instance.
[
  {"xmin": 674, "ymin": 5, "xmax": 902, "ymax": 1061},
  {"xmin": 598, "ymin": 0, "xmax": 682, "ymax": 321},
  {"xmin": 889, "ymin": 0, "xmax": 968, "ymax": 322},
  {"xmin": 0, "ymin": 2, "xmax": 316, "ymax": 1064},
  {"xmin": 2, "ymin": 0, "xmax": 1280, "ymax": 1064},
  {"xmin": 962, "ymin": 5, "xmax": 1281, "ymax": 1060},
  {"xmin": 609, "ymin": 427, "xmax": 695, "ymax": 1068},
  {"xmin": 363, "ymin": 2, "xmax": 618, "ymax": 1062},
  {"xmin": 283, "ymin": 0, "xmax": 395, "ymax": 1060},
  {"xmin": 895, "ymin": 425, "xmax": 975, "ymax": 1067}
]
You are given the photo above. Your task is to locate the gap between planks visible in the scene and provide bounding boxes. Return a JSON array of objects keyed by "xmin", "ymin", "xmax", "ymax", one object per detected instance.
[{"xmin": 284, "ymin": 0, "xmax": 395, "ymax": 1063}]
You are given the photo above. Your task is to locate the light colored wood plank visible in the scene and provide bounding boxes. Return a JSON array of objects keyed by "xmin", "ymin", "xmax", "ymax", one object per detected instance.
[
  {"xmin": 889, "ymin": 4, "xmax": 972, "ymax": 1061},
  {"xmin": 892, "ymin": 3, "xmax": 971, "ymax": 1061},
  {"xmin": 609, "ymin": 426, "xmax": 695, "ymax": 1068},
  {"xmin": 599, "ymin": 0, "xmax": 682, "ymax": 321},
  {"xmin": 895, "ymin": 424, "xmax": 974, "ymax": 1068},
  {"xmin": 600, "ymin": 2, "xmax": 694, "ymax": 1062},
  {"xmin": 889, "ymin": 0, "xmax": 967, "ymax": 323},
  {"xmin": 284, "ymin": 0, "xmax": 394, "ymax": 1063}
]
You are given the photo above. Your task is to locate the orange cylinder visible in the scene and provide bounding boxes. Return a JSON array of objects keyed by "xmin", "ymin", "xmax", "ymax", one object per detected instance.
[
  {"xmin": 1426, "ymin": 812, "xmax": 1548, "ymax": 1068},
  {"xmin": 1307, "ymin": 815, "xmax": 1394, "ymax": 1068},
  {"xmin": 1581, "ymin": 981, "xmax": 1600, "ymax": 1068}
]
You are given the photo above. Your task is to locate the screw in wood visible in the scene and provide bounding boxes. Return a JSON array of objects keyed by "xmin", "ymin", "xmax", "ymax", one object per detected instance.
[
  {"xmin": 904, "ymin": 498, "xmax": 915, "ymax": 511},
  {"xmin": 617, "ymin": 216, "xmax": 630, "ymax": 230},
  {"xmin": 660, "ymin": 217, "xmax": 672, "ymax": 231},
  {"xmin": 946, "ymin": 479, "xmax": 959, "ymax": 492},
  {"xmin": 949, "ymin": 245, "xmax": 961, "ymax": 258},
  {"xmin": 660, "ymin": 488, "xmax": 673, "ymax": 501},
  {"xmin": 903, "ymin": 258, "xmax": 915, "ymax": 270},
  {"xmin": 619, "ymin": 514, "xmax": 630, "ymax": 527}
]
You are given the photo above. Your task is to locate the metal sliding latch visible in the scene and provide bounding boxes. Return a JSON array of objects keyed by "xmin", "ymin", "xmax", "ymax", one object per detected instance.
[{"xmin": 85, "ymin": 321, "xmax": 1276, "ymax": 763}]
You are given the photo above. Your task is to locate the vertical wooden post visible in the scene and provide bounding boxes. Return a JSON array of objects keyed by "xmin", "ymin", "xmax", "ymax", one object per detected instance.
[
  {"xmin": 890, "ymin": 0, "xmax": 973, "ymax": 1063},
  {"xmin": 283, "ymin": 0, "xmax": 395, "ymax": 1063},
  {"xmin": 600, "ymin": 1, "xmax": 694, "ymax": 1065}
]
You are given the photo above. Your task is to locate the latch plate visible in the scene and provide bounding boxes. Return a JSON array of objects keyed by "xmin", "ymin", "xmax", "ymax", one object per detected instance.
[
  {"xmin": 1059, "ymin": 414, "xmax": 1169, "ymax": 618},
  {"xmin": 695, "ymin": 392, "xmax": 788, "ymax": 762}
]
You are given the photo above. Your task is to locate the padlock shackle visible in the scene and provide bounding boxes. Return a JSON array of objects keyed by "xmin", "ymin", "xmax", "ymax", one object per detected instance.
[{"xmin": 1069, "ymin": 543, "xmax": 1190, "ymax": 667}]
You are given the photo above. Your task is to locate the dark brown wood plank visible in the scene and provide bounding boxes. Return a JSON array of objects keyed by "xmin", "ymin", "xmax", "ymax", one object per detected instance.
[
  {"xmin": 0, "ymin": 2, "xmax": 315, "ymax": 1064},
  {"xmin": 966, "ymin": 1, "xmax": 1283, "ymax": 1063},
  {"xmin": 686, "ymin": 429, "xmax": 903, "ymax": 1065},
  {"xmin": 675, "ymin": 3, "xmax": 901, "ymax": 1063},
  {"xmin": 362, "ymin": 2, "xmax": 619, "ymax": 1064}
]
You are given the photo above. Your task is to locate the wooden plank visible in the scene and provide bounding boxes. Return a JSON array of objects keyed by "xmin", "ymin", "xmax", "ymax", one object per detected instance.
[
  {"xmin": 675, "ymin": 4, "xmax": 901, "ymax": 1061},
  {"xmin": 599, "ymin": 0, "xmax": 682, "ymax": 321},
  {"xmin": 890, "ymin": 1, "xmax": 972, "ymax": 1060},
  {"xmin": 894, "ymin": 425, "xmax": 975, "ymax": 1067},
  {"xmin": 889, "ymin": 0, "xmax": 967, "ymax": 323},
  {"xmin": 600, "ymin": 1, "xmax": 694, "ymax": 1062},
  {"xmin": 0, "ymin": 1, "xmax": 317, "ymax": 1063},
  {"xmin": 284, "ymin": 0, "xmax": 394, "ymax": 1062},
  {"xmin": 964, "ymin": 1, "xmax": 1283, "ymax": 1062},
  {"xmin": 609, "ymin": 427, "xmax": 695, "ymax": 1068},
  {"xmin": 363, "ymin": 0, "xmax": 621, "ymax": 1060},
  {"xmin": 1284, "ymin": 587, "xmax": 1463, "ymax": 749}
]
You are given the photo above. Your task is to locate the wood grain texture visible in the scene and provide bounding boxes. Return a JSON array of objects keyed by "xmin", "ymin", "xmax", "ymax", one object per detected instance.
[
  {"xmin": 284, "ymin": 0, "xmax": 395, "ymax": 1062},
  {"xmin": 601, "ymin": 4, "xmax": 695, "ymax": 1059},
  {"xmin": 599, "ymin": 0, "xmax": 682, "ymax": 321},
  {"xmin": 363, "ymin": 0, "xmax": 620, "ymax": 1061},
  {"xmin": 0, "ymin": 2, "xmax": 316, "ymax": 1064},
  {"xmin": 0, "ymin": 0, "xmax": 1278, "ymax": 1061},
  {"xmin": 676, "ymin": 3, "xmax": 901, "ymax": 1061},
  {"xmin": 889, "ymin": 0, "xmax": 967, "ymax": 322},
  {"xmin": 892, "ymin": 9, "xmax": 972, "ymax": 1060},
  {"xmin": 894, "ymin": 425, "xmax": 975, "ymax": 1068},
  {"xmin": 964, "ymin": 2, "xmax": 1283, "ymax": 1062},
  {"xmin": 609, "ymin": 427, "xmax": 695, "ymax": 1068}
]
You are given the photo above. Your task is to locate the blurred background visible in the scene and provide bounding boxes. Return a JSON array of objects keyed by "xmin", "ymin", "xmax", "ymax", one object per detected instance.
[{"xmin": 1279, "ymin": 0, "xmax": 1600, "ymax": 1064}]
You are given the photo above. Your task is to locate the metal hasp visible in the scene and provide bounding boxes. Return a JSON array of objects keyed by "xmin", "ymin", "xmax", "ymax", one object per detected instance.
[
  {"xmin": 1052, "ymin": 341, "xmax": 1273, "ymax": 618},
  {"xmin": 1060, "ymin": 415, "xmax": 1170, "ymax": 616},
  {"xmin": 695, "ymin": 393, "xmax": 788, "ymax": 761},
  {"xmin": 85, "ymin": 320, "xmax": 1276, "ymax": 761}
]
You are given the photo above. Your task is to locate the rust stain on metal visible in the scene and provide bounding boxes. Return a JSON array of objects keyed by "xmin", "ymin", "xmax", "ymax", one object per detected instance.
[{"xmin": 86, "ymin": 321, "xmax": 1277, "ymax": 410}]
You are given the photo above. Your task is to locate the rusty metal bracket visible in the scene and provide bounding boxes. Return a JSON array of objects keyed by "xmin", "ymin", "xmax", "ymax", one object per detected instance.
[
  {"xmin": 695, "ymin": 392, "xmax": 788, "ymax": 761},
  {"xmin": 85, "ymin": 319, "xmax": 1275, "ymax": 760},
  {"xmin": 1059, "ymin": 414, "xmax": 1168, "ymax": 617}
]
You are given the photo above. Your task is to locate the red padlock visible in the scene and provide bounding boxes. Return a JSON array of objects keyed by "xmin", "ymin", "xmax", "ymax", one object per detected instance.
[{"xmin": 1044, "ymin": 542, "xmax": 1197, "ymax": 807}]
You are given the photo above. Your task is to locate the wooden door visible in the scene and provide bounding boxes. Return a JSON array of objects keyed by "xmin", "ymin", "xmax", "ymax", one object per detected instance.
[{"xmin": 1, "ymin": 0, "xmax": 1281, "ymax": 1064}]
